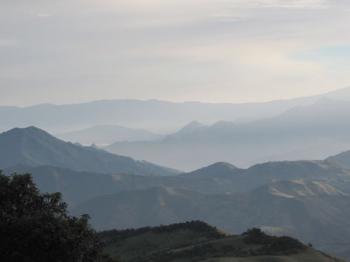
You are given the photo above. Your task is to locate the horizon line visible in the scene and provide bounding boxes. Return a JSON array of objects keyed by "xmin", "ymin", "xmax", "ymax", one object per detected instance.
[{"xmin": 0, "ymin": 85, "xmax": 349, "ymax": 108}]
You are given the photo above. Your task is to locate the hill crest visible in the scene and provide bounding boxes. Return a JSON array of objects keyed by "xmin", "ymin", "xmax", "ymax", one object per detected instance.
[{"xmin": 0, "ymin": 127, "xmax": 179, "ymax": 176}]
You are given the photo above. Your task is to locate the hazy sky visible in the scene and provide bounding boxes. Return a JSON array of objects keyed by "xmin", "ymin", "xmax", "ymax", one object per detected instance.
[{"xmin": 1, "ymin": 0, "xmax": 350, "ymax": 105}]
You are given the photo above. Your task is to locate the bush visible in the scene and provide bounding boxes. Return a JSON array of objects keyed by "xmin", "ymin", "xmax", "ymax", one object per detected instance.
[{"xmin": 243, "ymin": 228, "xmax": 270, "ymax": 244}]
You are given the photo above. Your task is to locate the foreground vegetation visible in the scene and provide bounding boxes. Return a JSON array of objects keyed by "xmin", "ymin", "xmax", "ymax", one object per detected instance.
[
  {"xmin": 0, "ymin": 172, "xmax": 114, "ymax": 262},
  {"xmin": 99, "ymin": 222, "xmax": 344, "ymax": 262},
  {"xmin": 0, "ymin": 173, "xmax": 344, "ymax": 262}
]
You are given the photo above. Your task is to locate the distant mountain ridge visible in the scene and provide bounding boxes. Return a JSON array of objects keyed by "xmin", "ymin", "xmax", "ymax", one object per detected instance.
[
  {"xmin": 2, "ymin": 86, "xmax": 350, "ymax": 133},
  {"xmin": 326, "ymin": 149, "xmax": 350, "ymax": 170},
  {"xmin": 6, "ymin": 159, "xmax": 349, "ymax": 207},
  {"xmin": 0, "ymin": 99, "xmax": 308, "ymax": 133},
  {"xmin": 3, "ymin": 122, "xmax": 350, "ymax": 260},
  {"xmin": 0, "ymin": 127, "xmax": 179, "ymax": 176},
  {"xmin": 106, "ymin": 98, "xmax": 350, "ymax": 170}
]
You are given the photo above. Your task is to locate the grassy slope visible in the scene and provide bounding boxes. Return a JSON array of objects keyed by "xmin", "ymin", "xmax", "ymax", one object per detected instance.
[
  {"xmin": 99, "ymin": 222, "xmax": 345, "ymax": 262},
  {"xmin": 204, "ymin": 250, "xmax": 341, "ymax": 261}
]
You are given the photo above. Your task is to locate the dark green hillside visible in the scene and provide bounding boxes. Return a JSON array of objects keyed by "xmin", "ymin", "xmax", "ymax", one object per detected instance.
[
  {"xmin": 99, "ymin": 222, "xmax": 343, "ymax": 262},
  {"xmin": 99, "ymin": 221, "xmax": 224, "ymax": 261}
]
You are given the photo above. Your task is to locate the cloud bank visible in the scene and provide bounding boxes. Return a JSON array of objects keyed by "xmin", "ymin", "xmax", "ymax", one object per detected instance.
[{"xmin": 1, "ymin": 0, "xmax": 349, "ymax": 105}]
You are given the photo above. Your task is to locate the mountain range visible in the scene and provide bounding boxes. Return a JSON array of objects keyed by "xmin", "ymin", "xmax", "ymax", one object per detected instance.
[
  {"xmin": 2, "ymin": 86, "xmax": 350, "ymax": 134},
  {"xmin": 4, "ymin": 141, "xmax": 350, "ymax": 259},
  {"xmin": 0, "ymin": 127, "xmax": 178, "ymax": 176},
  {"xmin": 6, "ymin": 157, "xmax": 349, "ymax": 206},
  {"xmin": 106, "ymin": 98, "xmax": 350, "ymax": 170},
  {"xmin": 2, "ymin": 125, "xmax": 350, "ymax": 259},
  {"xmin": 4, "ymin": 88, "xmax": 350, "ymax": 171}
]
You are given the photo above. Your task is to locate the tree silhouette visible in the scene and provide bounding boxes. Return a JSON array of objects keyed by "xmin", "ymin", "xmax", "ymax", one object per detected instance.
[{"xmin": 0, "ymin": 172, "xmax": 112, "ymax": 262}]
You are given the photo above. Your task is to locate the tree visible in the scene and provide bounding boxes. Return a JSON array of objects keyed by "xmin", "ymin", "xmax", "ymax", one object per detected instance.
[
  {"xmin": 243, "ymin": 228, "xmax": 268, "ymax": 244},
  {"xmin": 0, "ymin": 172, "xmax": 112, "ymax": 262}
]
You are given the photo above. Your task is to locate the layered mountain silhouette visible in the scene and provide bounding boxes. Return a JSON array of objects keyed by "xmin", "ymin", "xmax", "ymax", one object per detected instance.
[
  {"xmin": 0, "ymin": 127, "xmax": 178, "ymax": 176},
  {"xmin": 106, "ymin": 98, "xmax": 350, "ymax": 170},
  {"xmin": 1, "ymin": 87, "xmax": 350, "ymax": 134},
  {"xmin": 6, "ymin": 154, "xmax": 350, "ymax": 258},
  {"xmin": 2, "ymin": 124, "xmax": 350, "ymax": 259},
  {"xmin": 7, "ymin": 159, "xmax": 349, "ymax": 206},
  {"xmin": 0, "ymin": 99, "xmax": 309, "ymax": 133}
]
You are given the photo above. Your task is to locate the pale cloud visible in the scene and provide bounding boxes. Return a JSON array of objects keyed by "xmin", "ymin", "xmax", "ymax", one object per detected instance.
[
  {"xmin": 234, "ymin": 0, "xmax": 329, "ymax": 8},
  {"xmin": 0, "ymin": 39, "xmax": 19, "ymax": 47},
  {"xmin": 0, "ymin": 0, "xmax": 349, "ymax": 105},
  {"xmin": 37, "ymin": 14, "xmax": 53, "ymax": 18}
]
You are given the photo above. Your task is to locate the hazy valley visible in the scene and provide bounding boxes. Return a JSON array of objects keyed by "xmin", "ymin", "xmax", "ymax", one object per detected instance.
[
  {"xmin": 3, "ymin": 2, "xmax": 350, "ymax": 261},
  {"xmin": 106, "ymin": 97, "xmax": 350, "ymax": 170},
  {"xmin": 2, "ymin": 121, "xmax": 350, "ymax": 260}
]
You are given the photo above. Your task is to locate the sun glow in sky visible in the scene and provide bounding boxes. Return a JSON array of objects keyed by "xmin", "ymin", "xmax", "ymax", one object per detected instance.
[{"xmin": 1, "ymin": 0, "xmax": 350, "ymax": 105}]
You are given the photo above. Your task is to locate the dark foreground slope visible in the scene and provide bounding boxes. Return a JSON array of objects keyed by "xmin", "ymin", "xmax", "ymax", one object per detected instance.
[
  {"xmin": 98, "ymin": 221, "xmax": 344, "ymax": 262},
  {"xmin": 0, "ymin": 127, "xmax": 178, "ymax": 176}
]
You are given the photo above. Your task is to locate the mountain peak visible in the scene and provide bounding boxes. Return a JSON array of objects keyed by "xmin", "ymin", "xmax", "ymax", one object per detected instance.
[
  {"xmin": 189, "ymin": 162, "xmax": 240, "ymax": 177},
  {"xmin": 163, "ymin": 121, "xmax": 206, "ymax": 142},
  {"xmin": 178, "ymin": 121, "xmax": 206, "ymax": 133},
  {"xmin": 1, "ymin": 126, "xmax": 58, "ymax": 145},
  {"xmin": 0, "ymin": 126, "xmax": 178, "ymax": 176},
  {"xmin": 4, "ymin": 126, "xmax": 48, "ymax": 135},
  {"xmin": 207, "ymin": 162, "xmax": 239, "ymax": 170}
]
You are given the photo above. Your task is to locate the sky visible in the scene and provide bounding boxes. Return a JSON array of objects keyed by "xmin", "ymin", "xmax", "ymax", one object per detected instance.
[{"xmin": 1, "ymin": 0, "xmax": 350, "ymax": 106}]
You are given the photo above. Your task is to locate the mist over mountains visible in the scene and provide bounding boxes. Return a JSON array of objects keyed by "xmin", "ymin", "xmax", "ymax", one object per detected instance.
[
  {"xmin": 3, "ymin": 88, "xmax": 350, "ymax": 171},
  {"xmin": 58, "ymin": 125, "xmax": 162, "ymax": 146},
  {"xmin": 2, "ymin": 86, "xmax": 350, "ymax": 134},
  {"xmin": 0, "ymin": 99, "xmax": 303, "ymax": 133},
  {"xmin": 2, "ymin": 88, "xmax": 350, "ymax": 260},
  {"xmin": 107, "ymin": 97, "xmax": 350, "ymax": 170},
  {"xmin": 2, "ymin": 124, "xmax": 350, "ymax": 259},
  {"xmin": 0, "ymin": 127, "xmax": 178, "ymax": 176},
  {"xmin": 4, "ymin": 0, "xmax": 350, "ymax": 259}
]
